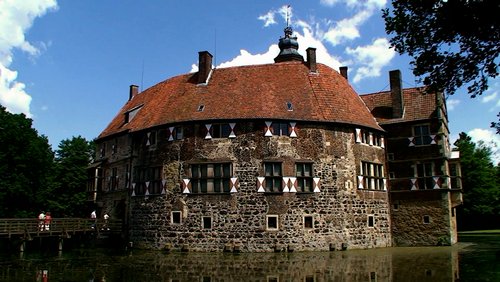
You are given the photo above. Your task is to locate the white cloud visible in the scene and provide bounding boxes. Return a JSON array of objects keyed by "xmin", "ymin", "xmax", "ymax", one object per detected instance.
[
  {"xmin": 323, "ymin": 9, "xmax": 372, "ymax": 46},
  {"xmin": 0, "ymin": 0, "xmax": 58, "ymax": 117},
  {"xmin": 258, "ymin": 5, "xmax": 292, "ymax": 27},
  {"xmin": 257, "ymin": 11, "xmax": 276, "ymax": 27},
  {"xmin": 345, "ymin": 38, "xmax": 396, "ymax": 83},
  {"xmin": 468, "ymin": 128, "xmax": 500, "ymax": 165},
  {"xmin": 482, "ymin": 91, "xmax": 497, "ymax": 103},
  {"xmin": 446, "ymin": 99, "xmax": 460, "ymax": 111}
]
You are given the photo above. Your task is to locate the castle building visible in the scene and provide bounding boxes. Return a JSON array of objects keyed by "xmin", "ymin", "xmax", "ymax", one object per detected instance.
[{"xmin": 88, "ymin": 27, "xmax": 462, "ymax": 252}]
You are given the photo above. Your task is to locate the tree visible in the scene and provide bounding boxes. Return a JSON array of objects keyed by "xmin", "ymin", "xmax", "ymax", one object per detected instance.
[
  {"xmin": 47, "ymin": 136, "xmax": 94, "ymax": 217},
  {"xmin": 454, "ymin": 132, "xmax": 500, "ymax": 230},
  {"xmin": 383, "ymin": 0, "xmax": 499, "ymax": 98},
  {"xmin": 0, "ymin": 106, "xmax": 55, "ymax": 217}
]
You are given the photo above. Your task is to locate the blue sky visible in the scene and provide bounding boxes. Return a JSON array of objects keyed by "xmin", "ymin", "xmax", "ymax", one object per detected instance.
[{"xmin": 1, "ymin": 0, "xmax": 499, "ymax": 163}]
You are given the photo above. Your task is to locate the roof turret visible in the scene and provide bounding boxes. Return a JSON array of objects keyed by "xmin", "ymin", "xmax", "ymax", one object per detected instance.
[{"xmin": 274, "ymin": 26, "xmax": 304, "ymax": 63}]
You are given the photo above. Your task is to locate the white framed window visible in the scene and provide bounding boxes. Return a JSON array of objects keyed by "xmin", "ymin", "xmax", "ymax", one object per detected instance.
[
  {"xmin": 296, "ymin": 163, "xmax": 313, "ymax": 192},
  {"xmin": 423, "ymin": 215, "xmax": 431, "ymax": 224},
  {"xmin": 367, "ymin": 215, "xmax": 374, "ymax": 228},
  {"xmin": 190, "ymin": 163, "xmax": 232, "ymax": 193},
  {"xmin": 264, "ymin": 162, "xmax": 283, "ymax": 193},
  {"xmin": 304, "ymin": 215, "xmax": 314, "ymax": 229},
  {"xmin": 171, "ymin": 211, "xmax": 182, "ymax": 224},
  {"xmin": 202, "ymin": 216, "xmax": 212, "ymax": 229},
  {"xmin": 413, "ymin": 124, "xmax": 432, "ymax": 145},
  {"xmin": 360, "ymin": 162, "xmax": 385, "ymax": 190},
  {"xmin": 272, "ymin": 122, "xmax": 290, "ymax": 136},
  {"xmin": 266, "ymin": 215, "xmax": 279, "ymax": 230}
]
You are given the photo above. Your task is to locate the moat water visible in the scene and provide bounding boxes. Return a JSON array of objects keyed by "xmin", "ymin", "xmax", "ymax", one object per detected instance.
[{"xmin": 0, "ymin": 234, "xmax": 499, "ymax": 281}]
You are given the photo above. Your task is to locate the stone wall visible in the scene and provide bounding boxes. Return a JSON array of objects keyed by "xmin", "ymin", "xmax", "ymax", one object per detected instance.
[
  {"xmin": 123, "ymin": 121, "xmax": 391, "ymax": 252},
  {"xmin": 391, "ymin": 190, "xmax": 453, "ymax": 246}
]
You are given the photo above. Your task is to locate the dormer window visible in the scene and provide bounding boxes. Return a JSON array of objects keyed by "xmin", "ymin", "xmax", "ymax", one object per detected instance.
[
  {"xmin": 124, "ymin": 105, "xmax": 143, "ymax": 124},
  {"xmin": 197, "ymin": 104, "xmax": 205, "ymax": 112},
  {"xmin": 286, "ymin": 101, "xmax": 293, "ymax": 111}
]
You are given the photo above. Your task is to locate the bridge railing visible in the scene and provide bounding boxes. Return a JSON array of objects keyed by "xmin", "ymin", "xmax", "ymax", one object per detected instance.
[{"xmin": 0, "ymin": 218, "xmax": 123, "ymax": 238}]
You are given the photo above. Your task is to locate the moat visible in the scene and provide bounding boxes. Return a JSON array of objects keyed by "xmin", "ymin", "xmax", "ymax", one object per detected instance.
[{"xmin": 0, "ymin": 233, "xmax": 498, "ymax": 281}]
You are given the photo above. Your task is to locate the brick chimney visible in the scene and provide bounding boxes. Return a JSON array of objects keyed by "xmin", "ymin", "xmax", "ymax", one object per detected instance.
[
  {"xmin": 129, "ymin": 84, "xmax": 139, "ymax": 101},
  {"xmin": 306, "ymin": 47, "xmax": 317, "ymax": 72},
  {"xmin": 339, "ymin": 66, "xmax": 348, "ymax": 80},
  {"xmin": 390, "ymin": 70, "xmax": 404, "ymax": 118},
  {"xmin": 198, "ymin": 51, "xmax": 213, "ymax": 84}
]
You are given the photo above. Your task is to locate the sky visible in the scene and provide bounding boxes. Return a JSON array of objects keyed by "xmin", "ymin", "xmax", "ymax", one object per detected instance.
[{"xmin": 1, "ymin": 0, "xmax": 499, "ymax": 164}]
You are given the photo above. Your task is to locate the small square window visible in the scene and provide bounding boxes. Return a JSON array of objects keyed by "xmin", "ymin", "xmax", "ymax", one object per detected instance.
[
  {"xmin": 367, "ymin": 215, "xmax": 374, "ymax": 227},
  {"xmin": 423, "ymin": 215, "xmax": 430, "ymax": 224},
  {"xmin": 202, "ymin": 216, "xmax": 212, "ymax": 229},
  {"xmin": 266, "ymin": 215, "xmax": 279, "ymax": 230},
  {"xmin": 393, "ymin": 202, "xmax": 399, "ymax": 211},
  {"xmin": 171, "ymin": 211, "xmax": 181, "ymax": 224},
  {"xmin": 304, "ymin": 215, "xmax": 313, "ymax": 229}
]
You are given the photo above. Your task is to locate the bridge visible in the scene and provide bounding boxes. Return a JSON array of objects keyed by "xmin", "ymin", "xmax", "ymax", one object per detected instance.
[{"xmin": 0, "ymin": 218, "xmax": 124, "ymax": 252}]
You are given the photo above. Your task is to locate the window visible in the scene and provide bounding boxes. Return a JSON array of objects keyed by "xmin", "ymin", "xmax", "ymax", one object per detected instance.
[
  {"xmin": 387, "ymin": 153, "xmax": 394, "ymax": 161},
  {"xmin": 296, "ymin": 163, "xmax": 313, "ymax": 192},
  {"xmin": 112, "ymin": 141, "xmax": 117, "ymax": 155},
  {"xmin": 133, "ymin": 166, "xmax": 162, "ymax": 195},
  {"xmin": 272, "ymin": 122, "xmax": 289, "ymax": 136},
  {"xmin": 202, "ymin": 216, "xmax": 212, "ymax": 229},
  {"xmin": 198, "ymin": 104, "xmax": 205, "ymax": 112},
  {"xmin": 149, "ymin": 167, "xmax": 163, "ymax": 194},
  {"xmin": 286, "ymin": 101, "xmax": 293, "ymax": 111},
  {"xmin": 190, "ymin": 163, "xmax": 232, "ymax": 193},
  {"xmin": 100, "ymin": 144, "xmax": 106, "ymax": 158},
  {"xmin": 174, "ymin": 126, "xmax": 183, "ymax": 140},
  {"xmin": 304, "ymin": 215, "xmax": 313, "ymax": 229},
  {"xmin": 147, "ymin": 131, "xmax": 157, "ymax": 146},
  {"xmin": 416, "ymin": 162, "xmax": 434, "ymax": 189},
  {"xmin": 211, "ymin": 123, "xmax": 231, "ymax": 138},
  {"xmin": 367, "ymin": 215, "xmax": 374, "ymax": 227},
  {"xmin": 423, "ymin": 215, "xmax": 430, "ymax": 224},
  {"xmin": 264, "ymin": 162, "xmax": 283, "ymax": 192},
  {"xmin": 389, "ymin": 172, "xmax": 395, "ymax": 179},
  {"xmin": 413, "ymin": 124, "xmax": 432, "ymax": 145},
  {"xmin": 109, "ymin": 167, "xmax": 118, "ymax": 191},
  {"xmin": 266, "ymin": 215, "xmax": 279, "ymax": 230},
  {"xmin": 361, "ymin": 162, "xmax": 385, "ymax": 190},
  {"xmin": 171, "ymin": 211, "xmax": 181, "ymax": 224}
]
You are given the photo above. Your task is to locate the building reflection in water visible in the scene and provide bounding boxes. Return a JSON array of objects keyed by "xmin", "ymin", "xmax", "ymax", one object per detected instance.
[{"xmin": 0, "ymin": 246, "xmax": 461, "ymax": 281}]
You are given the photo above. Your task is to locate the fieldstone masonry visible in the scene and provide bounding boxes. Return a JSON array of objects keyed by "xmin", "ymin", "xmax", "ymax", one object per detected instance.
[{"xmin": 117, "ymin": 122, "xmax": 391, "ymax": 252}]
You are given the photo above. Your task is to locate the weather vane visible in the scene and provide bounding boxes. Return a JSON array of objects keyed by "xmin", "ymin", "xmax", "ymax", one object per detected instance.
[{"xmin": 286, "ymin": 5, "xmax": 291, "ymax": 27}]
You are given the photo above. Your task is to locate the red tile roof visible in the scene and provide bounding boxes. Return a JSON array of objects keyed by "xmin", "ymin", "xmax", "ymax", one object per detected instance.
[
  {"xmin": 99, "ymin": 62, "xmax": 382, "ymax": 139},
  {"xmin": 360, "ymin": 87, "xmax": 438, "ymax": 124}
]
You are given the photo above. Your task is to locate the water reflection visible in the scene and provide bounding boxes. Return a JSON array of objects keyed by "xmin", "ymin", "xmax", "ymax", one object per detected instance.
[{"xmin": 0, "ymin": 235, "xmax": 499, "ymax": 281}]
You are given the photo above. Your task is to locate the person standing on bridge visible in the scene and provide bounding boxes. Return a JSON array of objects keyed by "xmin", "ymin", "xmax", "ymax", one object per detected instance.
[
  {"xmin": 38, "ymin": 211, "xmax": 45, "ymax": 231},
  {"xmin": 44, "ymin": 212, "xmax": 52, "ymax": 231},
  {"xmin": 91, "ymin": 210, "xmax": 97, "ymax": 229},
  {"xmin": 103, "ymin": 213, "xmax": 110, "ymax": 231}
]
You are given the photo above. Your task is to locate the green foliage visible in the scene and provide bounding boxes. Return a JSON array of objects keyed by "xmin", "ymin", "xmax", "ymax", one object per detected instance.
[
  {"xmin": 0, "ymin": 106, "xmax": 94, "ymax": 218},
  {"xmin": 383, "ymin": 0, "xmax": 499, "ymax": 130},
  {"xmin": 383, "ymin": 0, "xmax": 499, "ymax": 98},
  {"xmin": 47, "ymin": 136, "xmax": 95, "ymax": 217},
  {"xmin": 454, "ymin": 133, "xmax": 500, "ymax": 229},
  {"xmin": 0, "ymin": 106, "xmax": 54, "ymax": 217}
]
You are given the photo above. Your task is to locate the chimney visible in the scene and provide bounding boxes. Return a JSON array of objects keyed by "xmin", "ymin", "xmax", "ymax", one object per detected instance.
[
  {"xmin": 339, "ymin": 66, "xmax": 348, "ymax": 80},
  {"xmin": 198, "ymin": 51, "xmax": 213, "ymax": 84},
  {"xmin": 306, "ymin": 47, "xmax": 317, "ymax": 72},
  {"xmin": 129, "ymin": 84, "xmax": 139, "ymax": 101},
  {"xmin": 389, "ymin": 70, "xmax": 404, "ymax": 118}
]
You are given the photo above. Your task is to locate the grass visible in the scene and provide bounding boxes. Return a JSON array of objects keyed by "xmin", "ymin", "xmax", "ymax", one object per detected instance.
[{"xmin": 459, "ymin": 230, "xmax": 500, "ymax": 235}]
